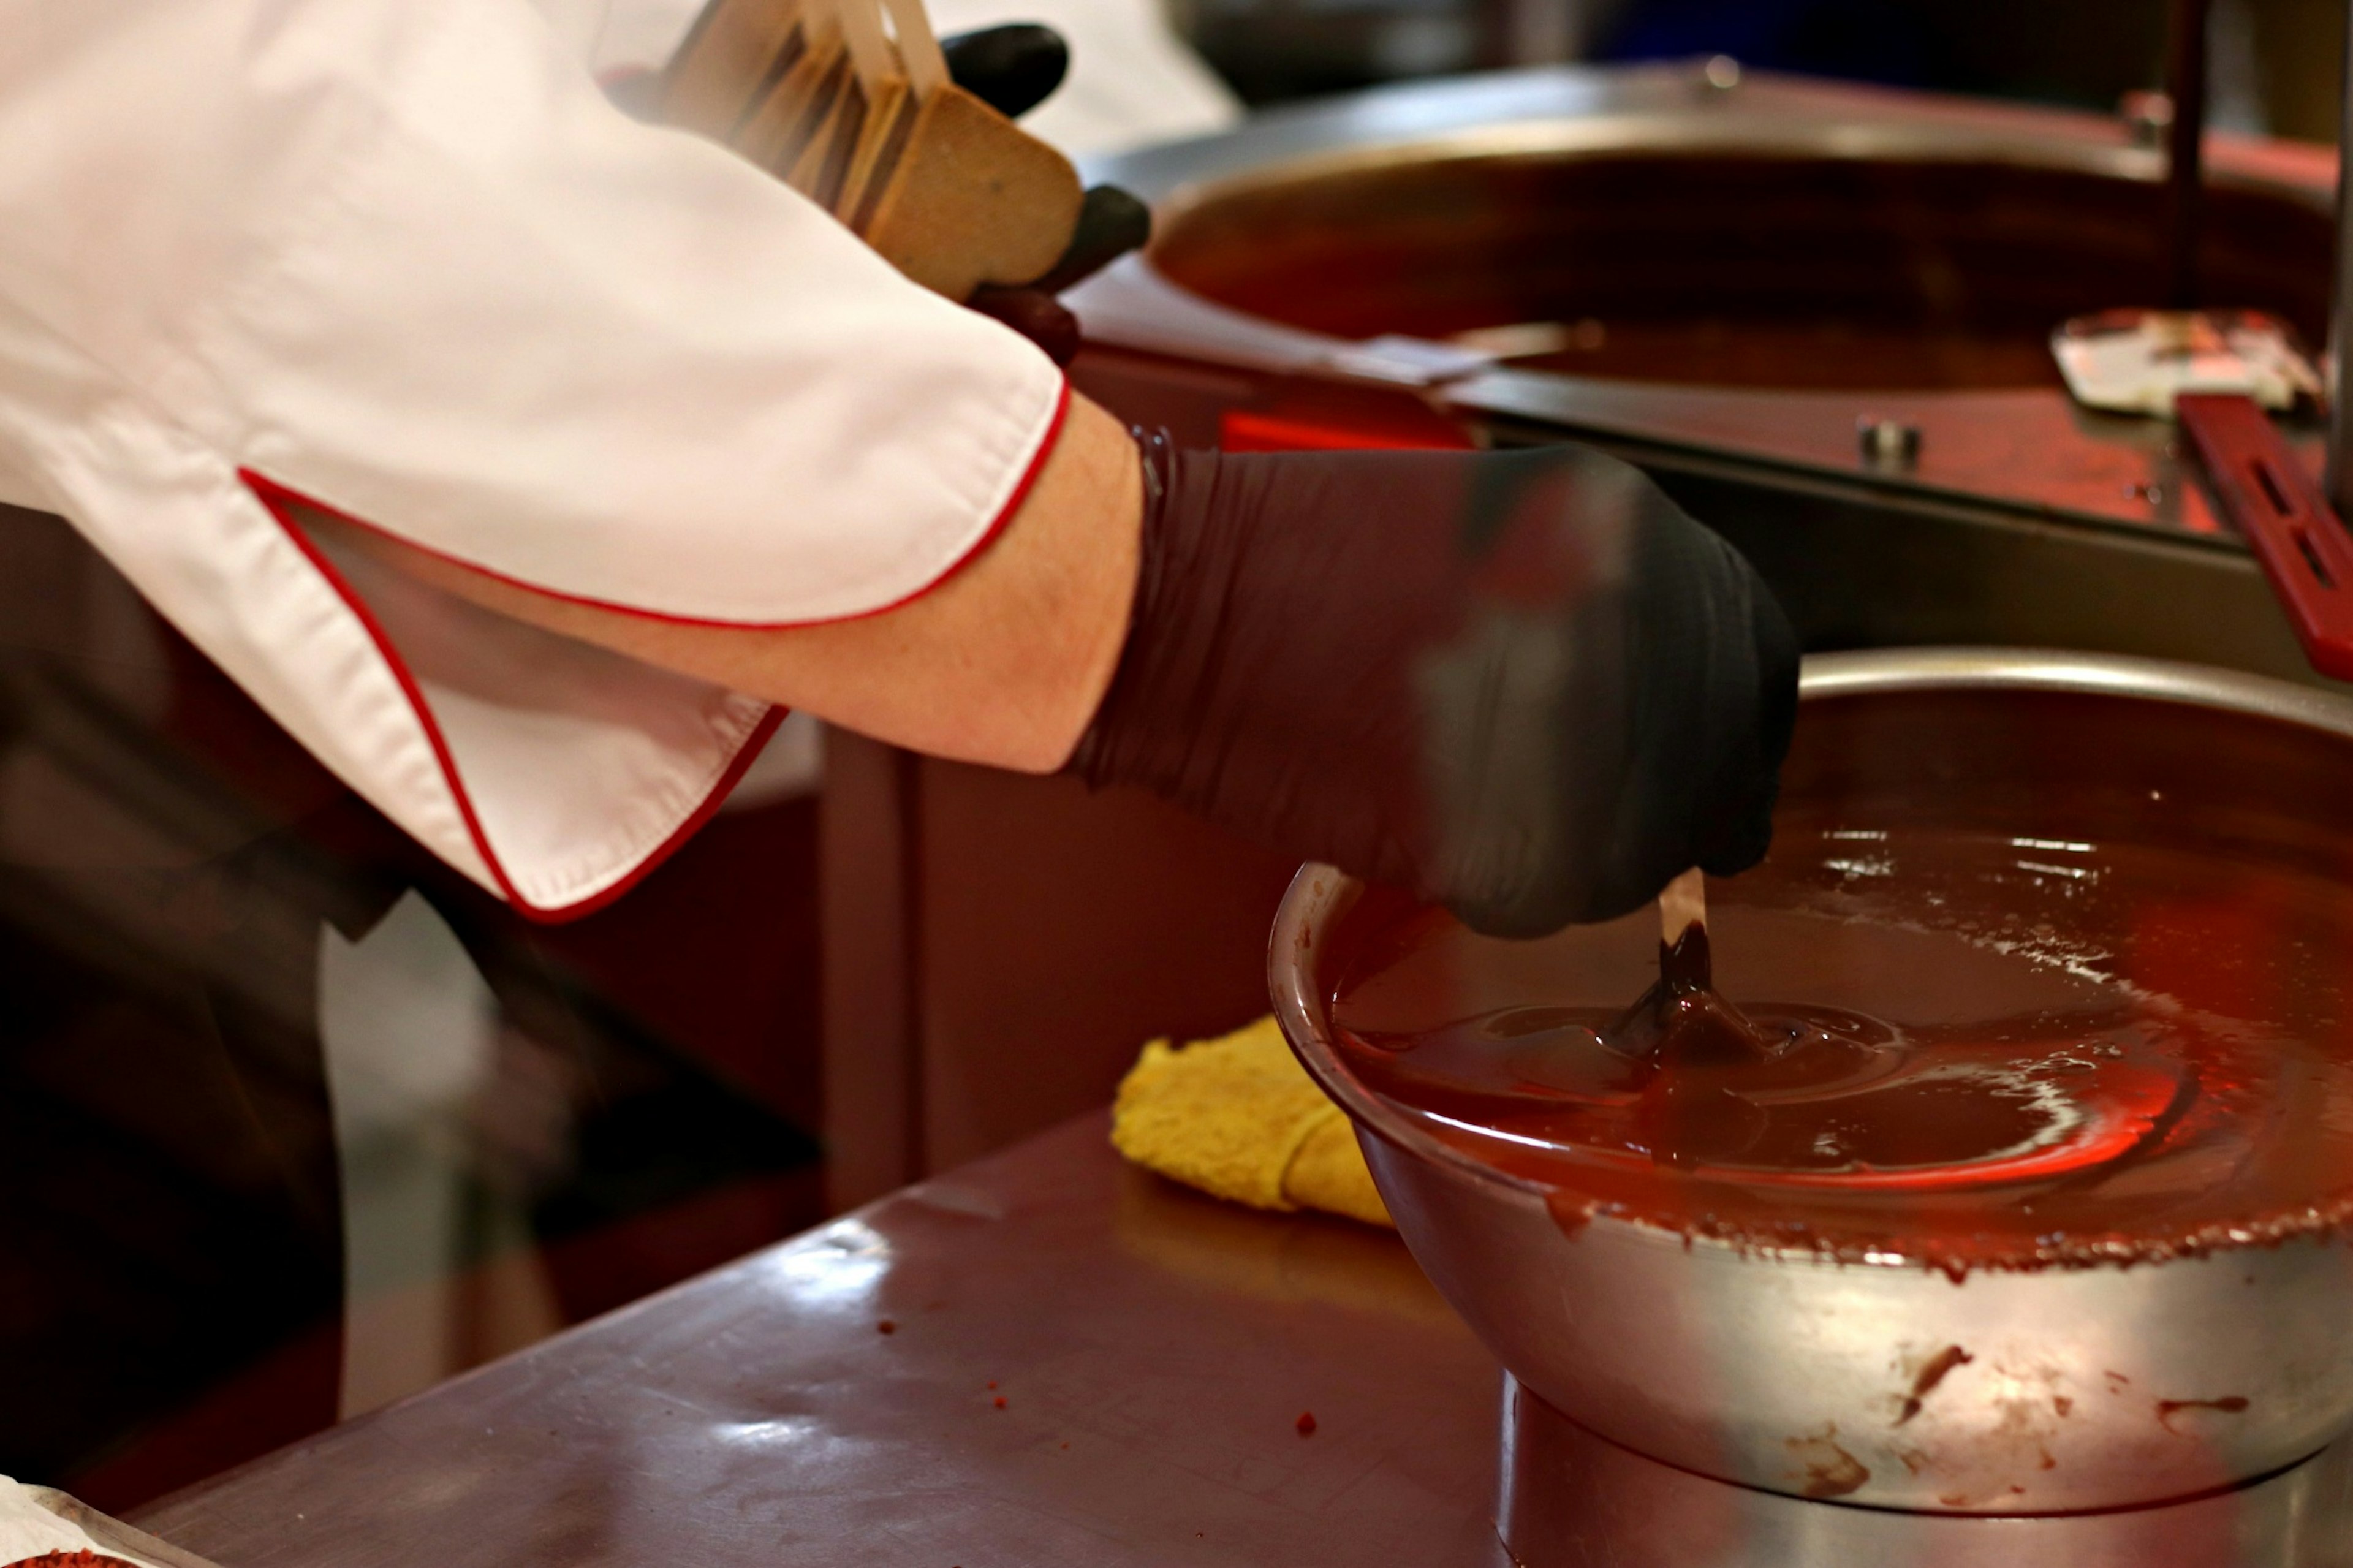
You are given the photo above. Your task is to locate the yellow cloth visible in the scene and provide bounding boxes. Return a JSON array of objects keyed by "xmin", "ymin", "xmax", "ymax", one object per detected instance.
[{"xmin": 1111, "ymin": 1015, "xmax": 1392, "ymax": 1228}]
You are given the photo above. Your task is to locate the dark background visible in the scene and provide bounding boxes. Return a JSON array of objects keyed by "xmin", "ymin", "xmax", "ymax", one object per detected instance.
[{"xmin": 1184, "ymin": 0, "xmax": 2349, "ymax": 143}]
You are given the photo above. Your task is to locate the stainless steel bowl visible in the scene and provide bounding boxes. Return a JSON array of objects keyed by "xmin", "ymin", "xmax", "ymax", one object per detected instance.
[{"xmin": 1270, "ymin": 648, "xmax": 2353, "ymax": 1513}]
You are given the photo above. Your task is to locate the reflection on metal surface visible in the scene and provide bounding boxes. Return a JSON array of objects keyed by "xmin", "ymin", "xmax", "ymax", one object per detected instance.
[
  {"xmin": 1857, "ymin": 417, "xmax": 1922, "ymax": 470},
  {"xmin": 711, "ymin": 1415, "xmax": 832, "ymax": 1447},
  {"xmin": 1109, "ymin": 1159, "xmax": 1458, "ymax": 1328},
  {"xmin": 1795, "ymin": 645, "xmax": 2353, "ymax": 737},
  {"xmin": 140, "ymin": 1119, "xmax": 1511, "ymax": 1568},
  {"xmin": 138, "ymin": 1100, "xmax": 2353, "ymax": 1566},
  {"xmin": 320, "ymin": 891, "xmax": 564, "ymax": 1418},
  {"xmin": 1496, "ymin": 1377, "xmax": 2353, "ymax": 1568},
  {"xmin": 759, "ymin": 1218, "xmax": 893, "ymax": 1309},
  {"xmin": 126, "ymin": 1097, "xmax": 2353, "ymax": 1567}
]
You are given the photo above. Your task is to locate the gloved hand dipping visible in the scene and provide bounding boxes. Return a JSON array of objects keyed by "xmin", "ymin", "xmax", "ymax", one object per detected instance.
[{"xmin": 1069, "ymin": 435, "xmax": 1801, "ymax": 939}]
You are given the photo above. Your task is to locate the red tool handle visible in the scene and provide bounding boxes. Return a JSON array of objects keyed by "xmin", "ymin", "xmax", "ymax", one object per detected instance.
[{"xmin": 2178, "ymin": 392, "xmax": 2353, "ymax": 683}]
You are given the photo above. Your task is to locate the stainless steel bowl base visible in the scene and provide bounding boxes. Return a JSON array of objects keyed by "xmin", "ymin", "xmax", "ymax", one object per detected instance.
[
  {"xmin": 1272, "ymin": 649, "xmax": 2353, "ymax": 1513},
  {"xmin": 1496, "ymin": 1378, "xmax": 2353, "ymax": 1567}
]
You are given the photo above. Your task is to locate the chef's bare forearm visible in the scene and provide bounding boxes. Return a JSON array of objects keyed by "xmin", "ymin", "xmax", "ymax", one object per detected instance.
[{"xmin": 299, "ymin": 394, "xmax": 1142, "ymax": 773}]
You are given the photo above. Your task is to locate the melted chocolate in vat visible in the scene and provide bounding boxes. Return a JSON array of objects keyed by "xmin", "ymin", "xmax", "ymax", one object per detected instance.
[{"xmin": 1328, "ymin": 803, "xmax": 2353, "ymax": 1274}]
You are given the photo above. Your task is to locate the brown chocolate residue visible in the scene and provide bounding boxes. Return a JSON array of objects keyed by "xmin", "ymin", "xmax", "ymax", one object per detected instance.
[
  {"xmin": 1661, "ymin": 920, "xmax": 1708, "ymax": 988},
  {"xmin": 2157, "ymin": 1396, "xmax": 2251, "ymax": 1433},
  {"xmin": 1545, "ymin": 1190, "xmax": 1595, "ymax": 1237},
  {"xmin": 1610, "ymin": 923, "xmax": 1778, "ymax": 1072},
  {"xmin": 1896, "ymin": 1344, "xmax": 1974, "ymax": 1425},
  {"xmin": 1786, "ymin": 1429, "xmax": 1871, "ymax": 1498}
]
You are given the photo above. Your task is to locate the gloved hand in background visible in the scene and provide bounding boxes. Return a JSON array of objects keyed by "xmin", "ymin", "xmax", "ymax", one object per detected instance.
[
  {"xmin": 939, "ymin": 23, "xmax": 1152, "ymax": 365},
  {"xmin": 612, "ymin": 21, "xmax": 1149, "ymax": 366},
  {"xmin": 1069, "ymin": 436, "xmax": 1800, "ymax": 937}
]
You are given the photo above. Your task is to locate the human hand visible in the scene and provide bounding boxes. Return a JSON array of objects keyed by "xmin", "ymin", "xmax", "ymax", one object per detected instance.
[
  {"xmin": 941, "ymin": 24, "xmax": 1150, "ymax": 366},
  {"xmin": 1068, "ymin": 436, "xmax": 1798, "ymax": 936}
]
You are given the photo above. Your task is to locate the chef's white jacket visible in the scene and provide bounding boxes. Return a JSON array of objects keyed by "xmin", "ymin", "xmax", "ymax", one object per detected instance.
[{"xmin": 0, "ymin": 0, "xmax": 1216, "ymax": 919}]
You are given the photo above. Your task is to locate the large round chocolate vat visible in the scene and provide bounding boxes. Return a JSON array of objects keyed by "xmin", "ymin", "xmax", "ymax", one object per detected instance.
[
  {"xmin": 1089, "ymin": 64, "xmax": 2335, "ymax": 395},
  {"xmin": 1270, "ymin": 648, "xmax": 2353, "ymax": 1513},
  {"xmin": 1150, "ymin": 137, "xmax": 2330, "ymax": 393}
]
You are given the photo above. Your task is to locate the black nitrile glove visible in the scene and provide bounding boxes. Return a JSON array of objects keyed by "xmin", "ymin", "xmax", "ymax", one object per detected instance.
[
  {"xmin": 942, "ymin": 23, "xmax": 1070, "ymax": 118},
  {"xmin": 1068, "ymin": 435, "xmax": 1799, "ymax": 937},
  {"xmin": 1031, "ymin": 185, "xmax": 1151, "ymax": 294},
  {"xmin": 967, "ymin": 186, "xmax": 1153, "ymax": 364}
]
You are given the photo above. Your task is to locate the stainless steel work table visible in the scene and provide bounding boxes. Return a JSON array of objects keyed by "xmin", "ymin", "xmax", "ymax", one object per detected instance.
[{"xmin": 138, "ymin": 1115, "xmax": 1510, "ymax": 1566}]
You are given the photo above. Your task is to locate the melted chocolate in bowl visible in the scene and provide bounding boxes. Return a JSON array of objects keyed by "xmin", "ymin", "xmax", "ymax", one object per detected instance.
[{"xmin": 1325, "ymin": 691, "xmax": 2353, "ymax": 1276}]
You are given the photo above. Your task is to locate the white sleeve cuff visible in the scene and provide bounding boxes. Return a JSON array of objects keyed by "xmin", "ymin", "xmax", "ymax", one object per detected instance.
[{"xmin": 0, "ymin": 0, "xmax": 1071, "ymax": 907}]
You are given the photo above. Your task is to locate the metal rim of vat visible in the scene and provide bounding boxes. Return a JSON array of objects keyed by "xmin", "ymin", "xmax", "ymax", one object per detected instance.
[
  {"xmin": 1077, "ymin": 62, "xmax": 2334, "ymax": 387},
  {"xmin": 1090, "ymin": 61, "xmax": 2327, "ymax": 212},
  {"xmin": 1267, "ymin": 646, "xmax": 2353, "ymax": 1512}
]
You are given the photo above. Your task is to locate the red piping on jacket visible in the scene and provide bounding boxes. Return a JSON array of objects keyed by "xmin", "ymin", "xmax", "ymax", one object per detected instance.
[
  {"xmin": 237, "ymin": 379, "xmax": 1065, "ymax": 917},
  {"xmin": 252, "ymin": 480, "xmax": 786, "ymax": 921},
  {"xmin": 243, "ymin": 376, "xmax": 1070, "ymax": 629}
]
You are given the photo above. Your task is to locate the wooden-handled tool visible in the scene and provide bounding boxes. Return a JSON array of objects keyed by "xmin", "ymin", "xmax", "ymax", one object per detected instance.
[
  {"xmin": 1659, "ymin": 867, "xmax": 1706, "ymax": 951},
  {"xmin": 657, "ymin": 0, "xmax": 1085, "ymax": 302}
]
